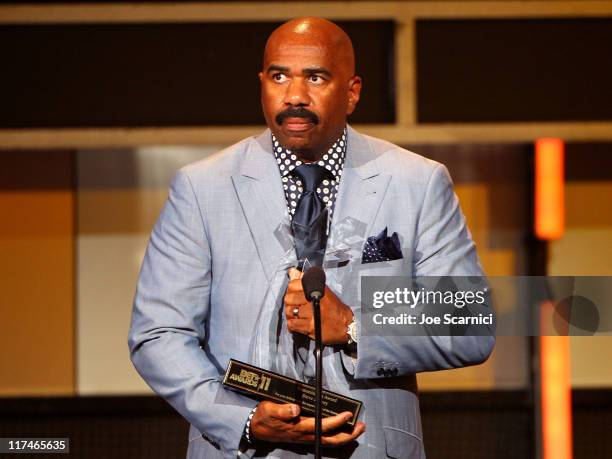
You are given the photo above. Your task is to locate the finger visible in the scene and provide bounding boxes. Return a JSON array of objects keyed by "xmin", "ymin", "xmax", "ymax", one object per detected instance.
[
  {"xmin": 285, "ymin": 279, "xmax": 307, "ymax": 301},
  {"xmin": 284, "ymin": 297, "xmax": 303, "ymax": 308},
  {"xmin": 267, "ymin": 402, "xmax": 300, "ymax": 421},
  {"xmin": 284, "ymin": 304, "xmax": 313, "ymax": 319},
  {"xmin": 285, "ymin": 304, "xmax": 300, "ymax": 319},
  {"xmin": 321, "ymin": 422, "xmax": 366, "ymax": 446},
  {"xmin": 286, "ymin": 318, "xmax": 313, "ymax": 335},
  {"xmin": 288, "ymin": 268, "xmax": 303, "ymax": 280},
  {"xmin": 296, "ymin": 411, "xmax": 353, "ymax": 434},
  {"xmin": 322, "ymin": 412, "xmax": 355, "ymax": 433},
  {"xmin": 284, "ymin": 292, "xmax": 308, "ymax": 307},
  {"xmin": 302, "ymin": 308, "xmax": 313, "ymax": 319},
  {"xmin": 286, "ymin": 278, "xmax": 306, "ymax": 295}
]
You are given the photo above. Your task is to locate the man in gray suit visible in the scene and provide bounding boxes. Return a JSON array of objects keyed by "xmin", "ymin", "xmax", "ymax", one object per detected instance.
[{"xmin": 129, "ymin": 17, "xmax": 494, "ymax": 459}]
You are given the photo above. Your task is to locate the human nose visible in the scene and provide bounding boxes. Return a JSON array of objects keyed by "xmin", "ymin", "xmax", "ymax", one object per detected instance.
[{"xmin": 283, "ymin": 78, "xmax": 311, "ymax": 106}]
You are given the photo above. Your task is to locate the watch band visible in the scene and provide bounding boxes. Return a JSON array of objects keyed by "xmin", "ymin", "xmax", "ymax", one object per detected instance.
[
  {"xmin": 244, "ymin": 405, "xmax": 258, "ymax": 443},
  {"xmin": 347, "ymin": 316, "xmax": 358, "ymax": 344}
]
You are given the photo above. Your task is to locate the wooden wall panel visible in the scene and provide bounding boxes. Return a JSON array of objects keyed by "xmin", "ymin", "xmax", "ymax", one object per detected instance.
[
  {"xmin": 548, "ymin": 143, "xmax": 612, "ymax": 388},
  {"xmin": 76, "ymin": 146, "xmax": 217, "ymax": 394},
  {"xmin": 549, "ymin": 180, "xmax": 612, "ymax": 388},
  {"xmin": 405, "ymin": 143, "xmax": 531, "ymax": 390},
  {"xmin": 0, "ymin": 151, "xmax": 75, "ymax": 396}
]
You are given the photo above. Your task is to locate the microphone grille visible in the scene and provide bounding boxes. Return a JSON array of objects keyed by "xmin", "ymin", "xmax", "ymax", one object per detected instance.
[{"xmin": 302, "ymin": 267, "xmax": 326, "ymax": 301}]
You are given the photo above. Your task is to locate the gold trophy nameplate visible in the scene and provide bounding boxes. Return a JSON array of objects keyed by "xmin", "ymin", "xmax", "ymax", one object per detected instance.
[{"xmin": 222, "ymin": 359, "xmax": 362, "ymax": 426}]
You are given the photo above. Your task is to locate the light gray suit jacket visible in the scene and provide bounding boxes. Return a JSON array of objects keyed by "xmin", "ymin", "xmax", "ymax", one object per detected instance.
[{"xmin": 128, "ymin": 126, "xmax": 495, "ymax": 459}]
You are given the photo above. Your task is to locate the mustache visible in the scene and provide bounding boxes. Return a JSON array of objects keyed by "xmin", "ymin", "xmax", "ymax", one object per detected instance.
[{"xmin": 275, "ymin": 107, "xmax": 319, "ymax": 126}]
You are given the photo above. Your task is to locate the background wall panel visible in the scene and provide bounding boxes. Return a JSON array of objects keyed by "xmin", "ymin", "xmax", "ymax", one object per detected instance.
[
  {"xmin": 76, "ymin": 146, "xmax": 219, "ymax": 394},
  {"xmin": 416, "ymin": 18, "xmax": 612, "ymax": 123},
  {"xmin": 548, "ymin": 142, "xmax": 612, "ymax": 388},
  {"xmin": 0, "ymin": 151, "xmax": 75, "ymax": 396},
  {"xmin": 0, "ymin": 21, "xmax": 394, "ymax": 128},
  {"xmin": 406, "ymin": 143, "xmax": 531, "ymax": 390}
]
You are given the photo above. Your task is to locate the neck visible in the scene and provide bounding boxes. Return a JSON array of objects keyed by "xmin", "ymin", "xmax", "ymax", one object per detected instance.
[{"xmin": 293, "ymin": 149, "xmax": 323, "ymax": 163}]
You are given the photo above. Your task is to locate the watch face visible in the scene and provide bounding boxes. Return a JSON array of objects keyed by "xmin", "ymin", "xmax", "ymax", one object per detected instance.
[{"xmin": 348, "ymin": 321, "xmax": 358, "ymax": 343}]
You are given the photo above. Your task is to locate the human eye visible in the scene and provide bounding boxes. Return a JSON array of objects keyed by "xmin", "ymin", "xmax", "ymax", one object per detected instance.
[
  {"xmin": 272, "ymin": 73, "xmax": 288, "ymax": 83},
  {"xmin": 308, "ymin": 74, "xmax": 325, "ymax": 84}
]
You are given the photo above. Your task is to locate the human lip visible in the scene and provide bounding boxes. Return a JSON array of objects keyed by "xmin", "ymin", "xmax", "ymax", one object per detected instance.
[{"xmin": 283, "ymin": 117, "xmax": 315, "ymax": 132}]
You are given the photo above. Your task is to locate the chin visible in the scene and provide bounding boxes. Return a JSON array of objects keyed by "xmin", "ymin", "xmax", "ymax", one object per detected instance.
[
  {"xmin": 280, "ymin": 135, "xmax": 313, "ymax": 151},
  {"xmin": 272, "ymin": 128, "xmax": 322, "ymax": 158}
]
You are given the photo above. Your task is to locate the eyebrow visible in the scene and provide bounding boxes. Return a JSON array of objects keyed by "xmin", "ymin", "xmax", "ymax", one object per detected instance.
[
  {"xmin": 266, "ymin": 65, "xmax": 333, "ymax": 77},
  {"xmin": 266, "ymin": 65, "xmax": 290, "ymax": 74},
  {"xmin": 303, "ymin": 67, "xmax": 332, "ymax": 78}
]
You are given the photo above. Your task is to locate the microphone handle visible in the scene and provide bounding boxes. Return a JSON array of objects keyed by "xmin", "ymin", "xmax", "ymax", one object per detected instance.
[{"xmin": 313, "ymin": 296, "xmax": 323, "ymax": 459}]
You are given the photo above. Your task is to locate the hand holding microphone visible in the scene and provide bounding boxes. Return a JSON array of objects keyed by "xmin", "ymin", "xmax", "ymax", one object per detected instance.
[{"xmin": 284, "ymin": 267, "xmax": 354, "ymax": 344}]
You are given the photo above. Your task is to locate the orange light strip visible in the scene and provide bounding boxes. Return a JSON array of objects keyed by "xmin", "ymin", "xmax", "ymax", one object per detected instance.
[
  {"xmin": 540, "ymin": 300, "xmax": 573, "ymax": 459},
  {"xmin": 535, "ymin": 138, "xmax": 565, "ymax": 240}
]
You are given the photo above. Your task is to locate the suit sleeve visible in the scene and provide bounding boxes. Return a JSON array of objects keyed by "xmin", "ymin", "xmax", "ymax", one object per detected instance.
[
  {"xmin": 351, "ymin": 163, "xmax": 495, "ymax": 379},
  {"xmin": 128, "ymin": 169, "xmax": 256, "ymax": 458}
]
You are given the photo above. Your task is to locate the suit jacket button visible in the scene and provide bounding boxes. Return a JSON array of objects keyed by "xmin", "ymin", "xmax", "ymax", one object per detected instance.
[
  {"xmin": 383, "ymin": 369, "xmax": 391, "ymax": 377},
  {"xmin": 377, "ymin": 368, "xmax": 384, "ymax": 376}
]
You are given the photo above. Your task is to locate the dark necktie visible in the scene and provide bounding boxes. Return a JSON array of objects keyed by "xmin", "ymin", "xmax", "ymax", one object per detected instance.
[
  {"xmin": 291, "ymin": 163, "xmax": 333, "ymax": 268},
  {"xmin": 290, "ymin": 164, "xmax": 332, "ymax": 382}
]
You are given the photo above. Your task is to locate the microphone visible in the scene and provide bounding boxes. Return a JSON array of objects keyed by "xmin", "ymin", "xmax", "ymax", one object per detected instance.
[
  {"xmin": 302, "ymin": 266, "xmax": 326, "ymax": 301},
  {"xmin": 301, "ymin": 266, "xmax": 326, "ymax": 459}
]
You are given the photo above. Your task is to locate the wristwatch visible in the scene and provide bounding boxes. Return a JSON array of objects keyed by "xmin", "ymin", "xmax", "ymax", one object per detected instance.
[{"xmin": 347, "ymin": 316, "xmax": 359, "ymax": 344}]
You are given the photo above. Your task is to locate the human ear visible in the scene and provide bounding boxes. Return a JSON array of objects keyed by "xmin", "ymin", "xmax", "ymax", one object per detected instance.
[{"xmin": 346, "ymin": 76, "xmax": 362, "ymax": 115}]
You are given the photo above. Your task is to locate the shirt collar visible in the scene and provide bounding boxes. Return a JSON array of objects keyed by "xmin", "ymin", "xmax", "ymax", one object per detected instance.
[{"xmin": 272, "ymin": 126, "xmax": 347, "ymax": 181}]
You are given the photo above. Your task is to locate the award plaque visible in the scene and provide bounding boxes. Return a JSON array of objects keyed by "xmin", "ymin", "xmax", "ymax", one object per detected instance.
[{"xmin": 222, "ymin": 359, "xmax": 362, "ymax": 426}]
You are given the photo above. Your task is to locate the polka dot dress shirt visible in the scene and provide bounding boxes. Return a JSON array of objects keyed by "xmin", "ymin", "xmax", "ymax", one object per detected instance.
[{"xmin": 272, "ymin": 127, "xmax": 347, "ymax": 224}]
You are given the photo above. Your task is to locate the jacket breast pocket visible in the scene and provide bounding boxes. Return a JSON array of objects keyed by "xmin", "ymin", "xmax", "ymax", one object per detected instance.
[
  {"xmin": 359, "ymin": 257, "xmax": 406, "ymax": 277},
  {"xmin": 384, "ymin": 426, "xmax": 425, "ymax": 459}
]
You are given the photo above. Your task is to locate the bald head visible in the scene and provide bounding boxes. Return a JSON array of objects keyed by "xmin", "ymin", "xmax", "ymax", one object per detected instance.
[
  {"xmin": 264, "ymin": 17, "xmax": 355, "ymax": 77},
  {"xmin": 259, "ymin": 17, "xmax": 362, "ymax": 160}
]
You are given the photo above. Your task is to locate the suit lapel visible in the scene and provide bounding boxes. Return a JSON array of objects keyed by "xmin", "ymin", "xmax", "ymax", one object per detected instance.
[
  {"xmin": 232, "ymin": 130, "xmax": 292, "ymax": 283},
  {"xmin": 232, "ymin": 127, "xmax": 391, "ymax": 280},
  {"xmin": 328, "ymin": 126, "xmax": 392, "ymax": 256}
]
